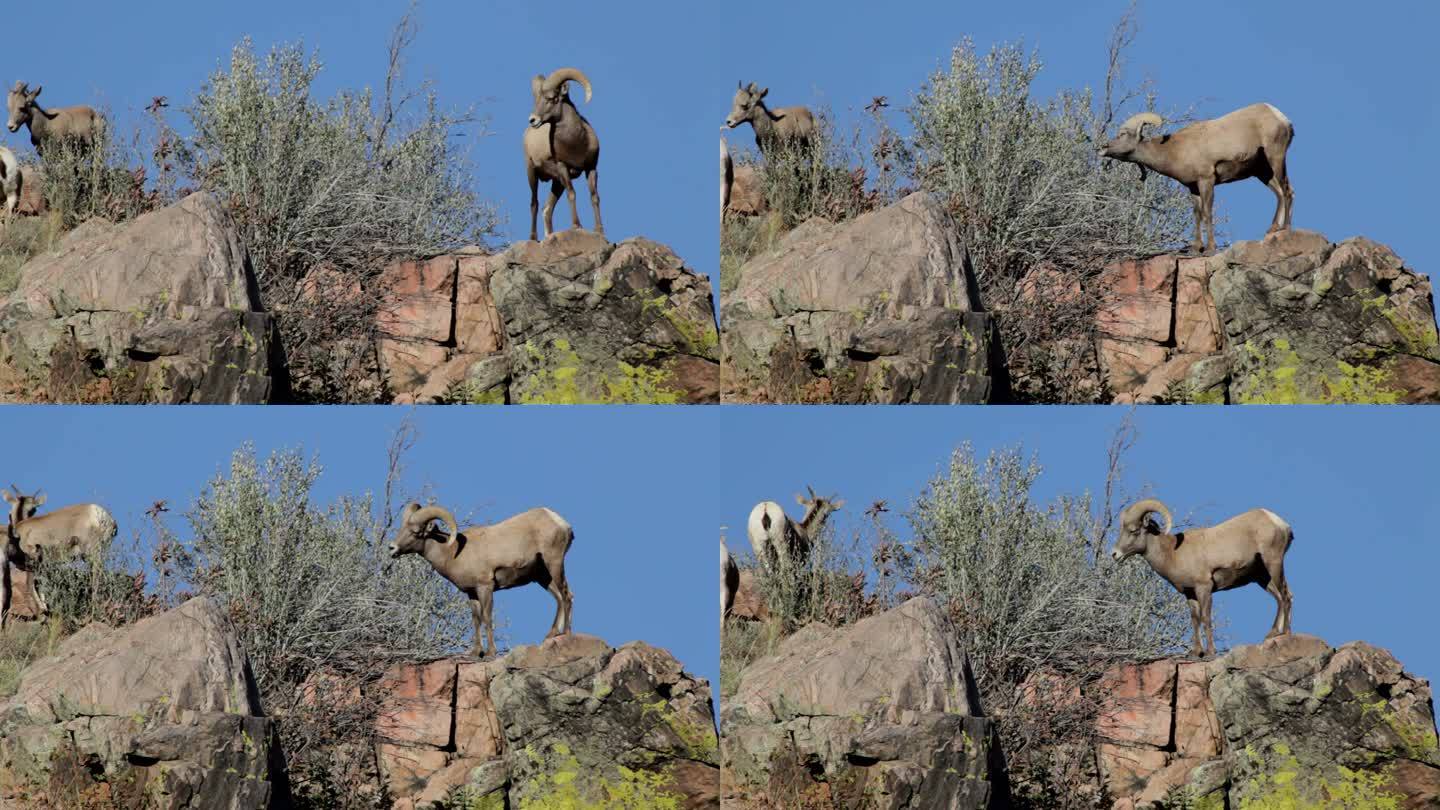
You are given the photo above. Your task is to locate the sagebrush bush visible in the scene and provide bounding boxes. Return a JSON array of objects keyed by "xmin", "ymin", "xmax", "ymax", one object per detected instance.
[
  {"xmin": 907, "ymin": 36, "xmax": 1195, "ymax": 401},
  {"xmin": 901, "ymin": 442, "xmax": 1190, "ymax": 807},
  {"xmin": 183, "ymin": 34, "xmax": 499, "ymax": 402},
  {"xmin": 30, "ymin": 530, "xmax": 163, "ymax": 632},
  {"xmin": 38, "ymin": 128, "xmax": 160, "ymax": 229},
  {"xmin": 174, "ymin": 441, "xmax": 469, "ymax": 806}
]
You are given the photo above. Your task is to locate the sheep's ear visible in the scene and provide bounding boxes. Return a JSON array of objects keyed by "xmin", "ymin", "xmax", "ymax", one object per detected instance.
[
  {"xmin": 1144, "ymin": 517, "xmax": 1160, "ymax": 534},
  {"xmin": 0, "ymin": 490, "xmax": 14, "ymax": 505},
  {"xmin": 32, "ymin": 493, "xmax": 45, "ymax": 507},
  {"xmin": 794, "ymin": 493, "xmax": 806, "ymax": 506},
  {"xmin": 831, "ymin": 499, "xmax": 846, "ymax": 510}
]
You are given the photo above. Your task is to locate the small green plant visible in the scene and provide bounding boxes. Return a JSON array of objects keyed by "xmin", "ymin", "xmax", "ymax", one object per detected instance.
[{"xmin": 0, "ymin": 620, "xmax": 70, "ymax": 698}]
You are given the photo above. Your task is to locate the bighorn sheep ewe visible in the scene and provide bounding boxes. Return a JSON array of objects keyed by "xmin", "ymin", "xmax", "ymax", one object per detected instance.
[
  {"xmin": 721, "ymin": 135, "xmax": 733, "ymax": 225},
  {"xmin": 1099, "ymin": 104, "xmax": 1295, "ymax": 254},
  {"xmin": 0, "ymin": 146, "xmax": 22, "ymax": 220},
  {"xmin": 388, "ymin": 503, "xmax": 575, "ymax": 658},
  {"xmin": 725, "ymin": 82, "xmax": 816, "ymax": 157},
  {"xmin": 525, "ymin": 68, "xmax": 603, "ymax": 242},
  {"xmin": 1, "ymin": 486, "xmax": 118, "ymax": 628},
  {"xmin": 1110, "ymin": 498, "xmax": 1295, "ymax": 657},
  {"xmin": 747, "ymin": 486, "xmax": 844, "ymax": 571},
  {"xmin": 6, "ymin": 82, "xmax": 106, "ymax": 157},
  {"xmin": 720, "ymin": 538, "xmax": 739, "ymax": 623}
]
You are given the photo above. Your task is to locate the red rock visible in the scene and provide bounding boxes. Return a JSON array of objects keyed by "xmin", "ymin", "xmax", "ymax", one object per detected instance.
[
  {"xmin": 1135, "ymin": 757, "xmax": 1213, "ymax": 805},
  {"xmin": 1175, "ymin": 257, "xmax": 1222, "ymax": 354},
  {"xmin": 376, "ymin": 659, "xmax": 456, "ymax": 748},
  {"xmin": 1096, "ymin": 660, "xmax": 1175, "ymax": 748},
  {"xmin": 1097, "ymin": 338, "xmax": 1169, "ymax": 395},
  {"xmin": 1175, "ymin": 662, "xmax": 1221, "ymax": 758},
  {"xmin": 1135, "ymin": 352, "xmax": 1208, "ymax": 403},
  {"xmin": 455, "ymin": 662, "xmax": 504, "ymax": 759},
  {"xmin": 1098, "ymin": 256, "xmax": 1176, "ymax": 343},
  {"xmin": 456, "ymin": 255, "xmax": 504, "ymax": 355},
  {"xmin": 376, "ymin": 256, "xmax": 457, "ymax": 344},
  {"xmin": 378, "ymin": 339, "xmax": 450, "ymax": 396},
  {"xmin": 1097, "ymin": 743, "xmax": 1169, "ymax": 799},
  {"xmin": 16, "ymin": 165, "xmax": 44, "ymax": 216},
  {"xmin": 376, "ymin": 743, "xmax": 448, "ymax": 800}
]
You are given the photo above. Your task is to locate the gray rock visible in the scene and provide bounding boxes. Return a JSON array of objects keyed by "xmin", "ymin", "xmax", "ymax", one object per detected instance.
[
  {"xmin": 721, "ymin": 192, "xmax": 998, "ymax": 403},
  {"xmin": 0, "ymin": 598, "xmax": 283, "ymax": 808},
  {"xmin": 0, "ymin": 192, "xmax": 280, "ymax": 403},
  {"xmin": 721, "ymin": 597, "xmax": 1005, "ymax": 809}
]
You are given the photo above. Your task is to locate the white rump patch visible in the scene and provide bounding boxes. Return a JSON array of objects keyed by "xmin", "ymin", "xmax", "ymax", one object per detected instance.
[
  {"xmin": 1263, "ymin": 103, "xmax": 1291, "ymax": 127},
  {"xmin": 1259, "ymin": 508, "xmax": 1290, "ymax": 531},
  {"xmin": 541, "ymin": 508, "xmax": 571, "ymax": 531}
]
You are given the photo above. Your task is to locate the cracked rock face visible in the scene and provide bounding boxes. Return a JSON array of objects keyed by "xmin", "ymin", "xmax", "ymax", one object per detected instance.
[
  {"xmin": 1086, "ymin": 230, "xmax": 1439, "ymax": 403},
  {"xmin": 721, "ymin": 192, "xmax": 999, "ymax": 404},
  {"xmin": 0, "ymin": 192, "xmax": 279, "ymax": 403},
  {"xmin": 0, "ymin": 598, "xmax": 281, "ymax": 809},
  {"xmin": 721, "ymin": 597, "xmax": 1005, "ymax": 810},
  {"xmin": 1060, "ymin": 634, "xmax": 1440, "ymax": 809},
  {"xmin": 374, "ymin": 633, "xmax": 719, "ymax": 809},
  {"xmin": 378, "ymin": 231, "xmax": 720, "ymax": 404}
]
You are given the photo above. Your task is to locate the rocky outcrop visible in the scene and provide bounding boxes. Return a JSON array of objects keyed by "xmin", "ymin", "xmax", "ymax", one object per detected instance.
[
  {"xmin": 721, "ymin": 192, "xmax": 1000, "ymax": 404},
  {"xmin": 726, "ymin": 569, "xmax": 770, "ymax": 623},
  {"xmin": 0, "ymin": 598, "xmax": 283, "ymax": 808},
  {"xmin": 1082, "ymin": 634, "xmax": 1440, "ymax": 809},
  {"xmin": 722, "ymin": 597, "xmax": 1006, "ymax": 809},
  {"xmin": 0, "ymin": 192, "xmax": 280, "ymax": 403},
  {"xmin": 378, "ymin": 231, "xmax": 719, "ymax": 404},
  {"xmin": 374, "ymin": 633, "xmax": 718, "ymax": 809},
  {"xmin": 1093, "ymin": 230, "xmax": 1439, "ymax": 403},
  {"xmin": 724, "ymin": 164, "xmax": 767, "ymax": 218}
]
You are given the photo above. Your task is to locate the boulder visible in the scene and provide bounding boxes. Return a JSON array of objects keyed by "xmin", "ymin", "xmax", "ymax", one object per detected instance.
[
  {"xmin": 379, "ymin": 232, "xmax": 719, "ymax": 404},
  {"xmin": 1084, "ymin": 230, "xmax": 1438, "ymax": 403},
  {"xmin": 373, "ymin": 633, "xmax": 718, "ymax": 809},
  {"xmin": 1068, "ymin": 635, "xmax": 1440, "ymax": 808},
  {"xmin": 721, "ymin": 597, "xmax": 1005, "ymax": 809},
  {"xmin": 0, "ymin": 598, "xmax": 283, "ymax": 808},
  {"xmin": 1211, "ymin": 231, "xmax": 1440, "ymax": 403},
  {"xmin": 721, "ymin": 192, "xmax": 1000, "ymax": 404},
  {"xmin": 0, "ymin": 192, "xmax": 280, "ymax": 403}
]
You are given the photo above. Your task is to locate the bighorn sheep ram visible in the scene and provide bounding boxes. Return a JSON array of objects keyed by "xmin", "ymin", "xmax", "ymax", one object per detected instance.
[
  {"xmin": 0, "ymin": 146, "xmax": 22, "ymax": 220},
  {"xmin": 388, "ymin": 502, "xmax": 574, "ymax": 658},
  {"xmin": 725, "ymin": 82, "xmax": 816, "ymax": 157},
  {"xmin": 747, "ymin": 486, "xmax": 845, "ymax": 571},
  {"xmin": 525, "ymin": 68, "xmax": 603, "ymax": 242},
  {"xmin": 6, "ymin": 82, "xmax": 106, "ymax": 157},
  {"xmin": 1, "ymin": 486, "xmax": 118, "ymax": 628},
  {"xmin": 1110, "ymin": 498, "xmax": 1295, "ymax": 657},
  {"xmin": 720, "ymin": 538, "xmax": 739, "ymax": 623},
  {"xmin": 1099, "ymin": 104, "xmax": 1295, "ymax": 254}
]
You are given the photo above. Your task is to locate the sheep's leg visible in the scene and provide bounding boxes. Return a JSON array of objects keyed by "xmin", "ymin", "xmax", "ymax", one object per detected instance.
[
  {"xmin": 1262, "ymin": 557, "xmax": 1292, "ymax": 636},
  {"xmin": 467, "ymin": 596, "xmax": 485, "ymax": 657},
  {"xmin": 1269, "ymin": 155, "xmax": 1293, "ymax": 232},
  {"xmin": 586, "ymin": 168, "xmax": 604, "ymax": 239},
  {"xmin": 543, "ymin": 179, "xmax": 563, "ymax": 239},
  {"xmin": 1185, "ymin": 597, "xmax": 1204, "ymax": 657},
  {"xmin": 563, "ymin": 174, "xmax": 581, "ymax": 231},
  {"xmin": 528, "ymin": 166, "xmax": 541, "ymax": 242},
  {"xmin": 1199, "ymin": 180, "xmax": 1217, "ymax": 254},
  {"xmin": 541, "ymin": 560, "xmax": 570, "ymax": 638},
  {"xmin": 483, "ymin": 588, "xmax": 497, "ymax": 659},
  {"xmin": 0, "ymin": 549, "xmax": 9, "ymax": 631},
  {"xmin": 1187, "ymin": 190, "xmax": 1205, "ymax": 254},
  {"xmin": 469, "ymin": 586, "xmax": 493, "ymax": 658},
  {"xmin": 1194, "ymin": 584, "xmax": 1215, "ymax": 657}
]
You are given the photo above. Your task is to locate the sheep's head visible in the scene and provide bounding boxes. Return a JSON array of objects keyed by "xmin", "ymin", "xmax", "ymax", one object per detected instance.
[
  {"xmin": 795, "ymin": 485, "xmax": 845, "ymax": 529},
  {"xmin": 726, "ymin": 82, "xmax": 768, "ymax": 129},
  {"xmin": 1099, "ymin": 112, "xmax": 1162, "ymax": 169},
  {"xmin": 1110, "ymin": 498, "xmax": 1172, "ymax": 562},
  {"xmin": 528, "ymin": 68, "xmax": 592, "ymax": 129},
  {"xmin": 389, "ymin": 503, "xmax": 458, "ymax": 558},
  {"xmin": 1, "ymin": 485, "xmax": 44, "ymax": 527},
  {"xmin": 6, "ymin": 82, "xmax": 40, "ymax": 133}
]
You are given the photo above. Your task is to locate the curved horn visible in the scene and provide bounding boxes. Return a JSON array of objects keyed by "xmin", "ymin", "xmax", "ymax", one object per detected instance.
[
  {"xmin": 543, "ymin": 68, "xmax": 592, "ymax": 103},
  {"xmin": 410, "ymin": 505, "xmax": 459, "ymax": 545},
  {"xmin": 1118, "ymin": 112, "xmax": 1163, "ymax": 136},
  {"xmin": 1125, "ymin": 498, "xmax": 1173, "ymax": 535}
]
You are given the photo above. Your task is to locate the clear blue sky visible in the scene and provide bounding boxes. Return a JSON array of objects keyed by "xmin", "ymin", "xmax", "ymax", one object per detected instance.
[
  {"xmin": 3, "ymin": 1, "xmax": 718, "ymax": 288},
  {"xmin": 720, "ymin": 406, "xmax": 1440, "ymax": 686},
  {"xmin": 715, "ymin": 0, "xmax": 1438, "ymax": 278},
  {"xmin": 5, "ymin": 406, "xmax": 721, "ymax": 693}
]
